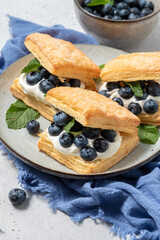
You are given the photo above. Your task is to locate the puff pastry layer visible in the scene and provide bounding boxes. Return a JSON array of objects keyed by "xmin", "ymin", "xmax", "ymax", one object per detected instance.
[
  {"xmin": 38, "ymin": 131, "xmax": 139, "ymax": 174},
  {"xmin": 101, "ymin": 52, "xmax": 160, "ymax": 82},
  {"xmin": 10, "ymin": 78, "xmax": 54, "ymax": 121},
  {"xmin": 46, "ymin": 87, "xmax": 140, "ymax": 134},
  {"xmin": 138, "ymin": 104, "xmax": 160, "ymax": 125},
  {"xmin": 25, "ymin": 33, "xmax": 100, "ymax": 90}
]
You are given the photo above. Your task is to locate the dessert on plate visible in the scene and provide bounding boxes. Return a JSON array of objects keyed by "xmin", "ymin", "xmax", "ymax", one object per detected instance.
[
  {"xmin": 99, "ymin": 52, "xmax": 160, "ymax": 125},
  {"xmin": 10, "ymin": 33, "xmax": 100, "ymax": 121},
  {"xmin": 38, "ymin": 87, "xmax": 140, "ymax": 174}
]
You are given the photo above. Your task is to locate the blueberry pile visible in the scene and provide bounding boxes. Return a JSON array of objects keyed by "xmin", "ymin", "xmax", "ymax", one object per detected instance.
[
  {"xmin": 98, "ymin": 81, "xmax": 160, "ymax": 115},
  {"xmin": 83, "ymin": 0, "xmax": 154, "ymax": 20},
  {"xmin": 49, "ymin": 111, "xmax": 117, "ymax": 161},
  {"xmin": 26, "ymin": 67, "xmax": 81, "ymax": 94}
]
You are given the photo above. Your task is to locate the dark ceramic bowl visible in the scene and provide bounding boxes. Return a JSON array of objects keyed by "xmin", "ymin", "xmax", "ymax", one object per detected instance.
[{"xmin": 74, "ymin": 0, "xmax": 160, "ymax": 49}]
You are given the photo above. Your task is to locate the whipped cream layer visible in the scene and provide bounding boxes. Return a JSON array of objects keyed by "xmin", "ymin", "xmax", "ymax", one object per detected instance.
[{"xmin": 47, "ymin": 130, "xmax": 122, "ymax": 160}]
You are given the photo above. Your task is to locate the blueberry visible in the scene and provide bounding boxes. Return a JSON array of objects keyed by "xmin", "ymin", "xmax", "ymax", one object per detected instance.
[
  {"xmin": 113, "ymin": 9, "xmax": 120, "ymax": 15},
  {"xmin": 143, "ymin": 99, "xmax": 159, "ymax": 114},
  {"xmin": 60, "ymin": 81, "xmax": 71, "ymax": 87},
  {"xmin": 139, "ymin": 80, "xmax": 146, "ymax": 89},
  {"xmin": 84, "ymin": 6, "xmax": 93, "ymax": 13},
  {"xmin": 93, "ymin": 138, "xmax": 109, "ymax": 153},
  {"xmin": 70, "ymin": 120, "xmax": 83, "ymax": 132},
  {"xmin": 40, "ymin": 68, "xmax": 50, "ymax": 79},
  {"xmin": 135, "ymin": 91, "xmax": 148, "ymax": 100},
  {"xmin": 26, "ymin": 71, "xmax": 42, "ymax": 85},
  {"xmin": 73, "ymin": 135, "xmax": 88, "ymax": 148},
  {"xmin": 98, "ymin": 90, "xmax": 111, "ymax": 98},
  {"xmin": 49, "ymin": 75, "xmax": 61, "ymax": 85},
  {"xmin": 119, "ymin": 9, "xmax": 130, "ymax": 19},
  {"xmin": 113, "ymin": 15, "xmax": 122, "ymax": 20},
  {"xmin": 9, "ymin": 188, "xmax": 26, "ymax": 205},
  {"xmin": 107, "ymin": 82, "xmax": 121, "ymax": 91},
  {"xmin": 127, "ymin": 0, "xmax": 139, "ymax": 7},
  {"xmin": 80, "ymin": 146, "xmax": 97, "ymax": 161},
  {"xmin": 59, "ymin": 132, "xmax": 74, "ymax": 148},
  {"xmin": 130, "ymin": 7, "xmax": 140, "ymax": 15},
  {"xmin": 112, "ymin": 97, "xmax": 124, "ymax": 106},
  {"xmin": 53, "ymin": 111, "xmax": 71, "ymax": 126},
  {"xmin": 119, "ymin": 86, "xmax": 134, "ymax": 99},
  {"xmin": 82, "ymin": 127, "xmax": 100, "ymax": 139},
  {"xmin": 84, "ymin": 0, "xmax": 91, "ymax": 6},
  {"xmin": 104, "ymin": 15, "xmax": 113, "ymax": 19},
  {"xmin": 139, "ymin": 0, "xmax": 146, "ymax": 9},
  {"xmin": 101, "ymin": 130, "xmax": 117, "ymax": 142},
  {"xmin": 48, "ymin": 122, "xmax": 63, "ymax": 136},
  {"xmin": 145, "ymin": 1, "xmax": 154, "ymax": 10},
  {"xmin": 128, "ymin": 102, "xmax": 142, "ymax": 115},
  {"xmin": 117, "ymin": 2, "xmax": 129, "ymax": 10},
  {"xmin": 128, "ymin": 13, "xmax": 139, "ymax": 19},
  {"xmin": 26, "ymin": 120, "xmax": 40, "ymax": 134},
  {"xmin": 69, "ymin": 79, "xmax": 81, "ymax": 88},
  {"xmin": 146, "ymin": 81, "xmax": 160, "ymax": 96},
  {"xmin": 101, "ymin": 4, "xmax": 113, "ymax": 16},
  {"xmin": 93, "ymin": 10, "xmax": 102, "ymax": 17},
  {"xmin": 141, "ymin": 8, "xmax": 152, "ymax": 17},
  {"xmin": 39, "ymin": 79, "xmax": 55, "ymax": 94}
]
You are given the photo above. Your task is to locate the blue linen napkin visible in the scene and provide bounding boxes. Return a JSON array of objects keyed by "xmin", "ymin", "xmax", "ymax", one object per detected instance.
[{"xmin": 1, "ymin": 16, "xmax": 160, "ymax": 240}]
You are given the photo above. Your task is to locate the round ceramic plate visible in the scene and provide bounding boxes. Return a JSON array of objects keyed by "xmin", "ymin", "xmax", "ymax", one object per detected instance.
[{"xmin": 0, "ymin": 44, "xmax": 160, "ymax": 179}]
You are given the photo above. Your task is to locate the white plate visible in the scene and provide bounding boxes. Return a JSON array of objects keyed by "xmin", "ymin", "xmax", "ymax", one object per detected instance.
[{"xmin": 0, "ymin": 44, "xmax": 160, "ymax": 179}]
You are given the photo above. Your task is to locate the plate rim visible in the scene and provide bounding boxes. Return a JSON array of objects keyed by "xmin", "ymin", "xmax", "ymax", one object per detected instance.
[{"xmin": 0, "ymin": 45, "xmax": 160, "ymax": 179}]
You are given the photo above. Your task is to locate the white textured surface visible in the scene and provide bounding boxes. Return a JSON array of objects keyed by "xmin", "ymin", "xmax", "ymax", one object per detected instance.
[{"xmin": 0, "ymin": 0, "xmax": 160, "ymax": 239}]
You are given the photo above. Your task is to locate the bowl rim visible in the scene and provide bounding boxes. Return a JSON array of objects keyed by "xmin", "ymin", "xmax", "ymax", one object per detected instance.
[{"xmin": 74, "ymin": 0, "xmax": 160, "ymax": 23}]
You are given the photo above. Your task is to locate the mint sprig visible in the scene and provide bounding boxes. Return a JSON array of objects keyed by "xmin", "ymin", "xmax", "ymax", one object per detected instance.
[
  {"xmin": 21, "ymin": 58, "xmax": 41, "ymax": 74},
  {"xmin": 138, "ymin": 125, "xmax": 159, "ymax": 144},
  {"xmin": 94, "ymin": 63, "xmax": 105, "ymax": 84},
  {"xmin": 6, "ymin": 100, "xmax": 39, "ymax": 129},
  {"xmin": 63, "ymin": 119, "xmax": 82, "ymax": 137},
  {"xmin": 99, "ymin": 64, "xmax": 105, "ymax": 70},
  {"xmin": 87, "ymin": 0, "xmax": 114, "ymax": 6},
  {"xmin": 125, "ymin": 82, "xmax": 143, "ymax": 97}
]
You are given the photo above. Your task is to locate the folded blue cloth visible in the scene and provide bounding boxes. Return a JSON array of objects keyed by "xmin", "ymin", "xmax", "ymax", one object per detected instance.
[{"xmin": 1, "ymin": 16, "xmax": 160, "ymax": 240}]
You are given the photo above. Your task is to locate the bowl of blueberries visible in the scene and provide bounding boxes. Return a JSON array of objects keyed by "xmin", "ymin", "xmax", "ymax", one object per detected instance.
[{"xmin": 74, "ymin": 0, "xmax": 160, "ymax": 48}]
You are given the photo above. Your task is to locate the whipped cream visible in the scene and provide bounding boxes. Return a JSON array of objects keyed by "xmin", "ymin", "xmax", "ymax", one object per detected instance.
[
  {"xmin": 99, "ymin": 82, "xmax": 160, "ymax": 114},
  {"xmin": 47, "ymin": 130, "xmax": 122, "ymax": 160},
  {"xmin": 19, "ymin": 73, "xmax": 86, "ymax": 104}
]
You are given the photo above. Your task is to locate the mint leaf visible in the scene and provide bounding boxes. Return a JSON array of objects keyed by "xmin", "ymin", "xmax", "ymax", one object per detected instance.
[
  {"xmin": 6, "ymin": 100, "xmax": 39, "ymax": 129},
  {"xmin": 21, "ymin": 58, "xmax": 41, "ymax": 74},
  {"xmin": 99, "ymin": 64, "xmax": 105, "ymax": 70},
  {"xmin": 87, "ymin": 0, "xmax": 114, "ymax": 6},
  {"xmin": 64, "ymin": 119, "xmax": 75, "ymax": 132},
  {"xmin": 138, "ymin": 125, "xmax": 159, "ymax": 144},
  {"xmin": 125, "ymin": 81, "xmax": 143, "ymax": 97},
  {"xmin": 44, "ymin": 94, "xmax": 46, "ymax": 97},
  {"xmin": 70, "ymin": 131, "xmax": 82, "ymax": 137}
]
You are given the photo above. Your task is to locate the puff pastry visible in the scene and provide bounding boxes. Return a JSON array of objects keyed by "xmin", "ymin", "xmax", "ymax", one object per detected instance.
[
  {"xmin": 100, "ymin": 52, "xmax": 160, "ymax": 125},
  {"xmin": 38, "ymin": 87, "xmax": 140, "ymax": 174}
]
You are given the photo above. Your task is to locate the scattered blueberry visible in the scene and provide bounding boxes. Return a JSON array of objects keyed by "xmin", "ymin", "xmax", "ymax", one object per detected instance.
[
  {"xmin": 48, "ymin": 122, "xmax": 63, "ymax": 136},
  {"xmin": 80, "ymin": 146, "xmax": 97, "ymax": 161},
  {"xmin": 119, "ymin": 86, "xmax": 134, "ymax": 99},
  {"xmin": 107, "ymin": 82, "xmax": 121, "ymax": 91},
  {"xmin": 26, "ymin": 120, "xmax": 40, "ymax": 134},
  {"xmin": 69, "ymin": 79, "xmax": 81, "ymax": 88},
  {"xmin": 39, "ymin": 79, "xmax": 55, "ymax": 94},
  {"xmin": 9, "ymin": 188, "xmax": 26, "ymax": 205},
  {"xmin": 101, "ymin": 129, "xmax": 117, "ymax": 142},
  {"xmin": 82, "ymin": 127, "xmax": 100, "ymax": 139},
  {"xmin": 112, "ymin": 97, "xmax": 124, "ymax": 106},
  {"xmin": 98, "ymin": 90, "xmax": 111, "ymax": 98},
  {"xmin": 146, "ymin": 81, "xmax": 160, "ymax": 96},
  {"xmin": 128, "ymin": 102, "xmax": 142, "ymax": 115},
  {"xmin": 93, "ymin": 138, "xmax": 109, "ymax": 153},
  {"xmin": 26, "ymin": 71, "xmax": 42, "ymax": 85},
  {"xmin": 49, "ymin": 75, "xmax": 61, "ymax": 85},
  {"xmin": 143, "ymin": 99, "xmax": 159, "ymax": 114},
  {"xmin": 59, "ymin": 132, "xmax": 74, "ymax": 148},
  {"xmin": 53, "ymin": 111, "xmax": 71, "ymax": 126},
  {"xmin": 73, "ymin": 135, "xmax": 88, "ymax": 148}
]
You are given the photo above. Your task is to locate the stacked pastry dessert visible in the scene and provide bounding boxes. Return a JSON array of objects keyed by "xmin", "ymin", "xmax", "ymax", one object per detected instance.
[
  {"xmin": 99, "ymin": 52, "xmax": 160, "ymax": 125},
  {"xmin": 10, "ymin": 33, "xmax": 100, "ymax": 121},
  {"xmin": 38, "ymin": 87, "xmax": 140, "ymax": 174}
]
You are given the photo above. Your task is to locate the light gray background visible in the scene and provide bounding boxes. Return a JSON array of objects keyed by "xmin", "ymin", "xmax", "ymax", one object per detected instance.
[{"xmin": 0, "ymin": 0, "xmax": 160, "ymax": 239}]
